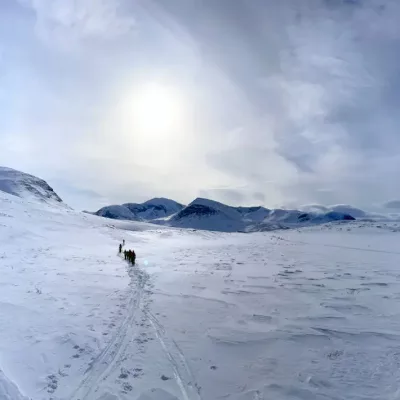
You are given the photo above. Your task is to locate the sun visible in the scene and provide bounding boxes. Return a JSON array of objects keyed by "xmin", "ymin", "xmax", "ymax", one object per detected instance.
[{"xmin": 131, "ymin": 82, "xmax": 183, "ymax": 134}]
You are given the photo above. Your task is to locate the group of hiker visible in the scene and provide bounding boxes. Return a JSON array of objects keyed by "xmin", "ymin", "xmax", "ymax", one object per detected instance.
[
  {"xmin": 119, "ymin": 240, "xmax": 136, "ymax": 265},
  {"xmin": 124, "ymin": 249, "xmax": 136, "ymax": 264}
]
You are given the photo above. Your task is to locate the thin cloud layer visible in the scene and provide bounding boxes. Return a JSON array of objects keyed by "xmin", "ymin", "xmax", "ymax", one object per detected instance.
[
  {"xmin": 383, "ymin": 200, "xmax": 400, "ymax": 210},
  {"xmin": 1, "ymin": 0, "xmax": 399, "ymax": 210},
  {"xmin": 18, "ymin": 0, "xmax": 136, "ymax": 47}
]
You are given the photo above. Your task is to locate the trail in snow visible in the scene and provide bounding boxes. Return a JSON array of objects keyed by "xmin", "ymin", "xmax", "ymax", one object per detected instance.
[
  {"xmin": 147, "ymin": 311, "xmax": 202, "ymax": 400},
  {"xmin": 68, "ymin": 251, "xmax": 196, "ymax": 400},
  {"xmin": 69, "ymin": 262, "xmax": 148, "ymax": 400}
]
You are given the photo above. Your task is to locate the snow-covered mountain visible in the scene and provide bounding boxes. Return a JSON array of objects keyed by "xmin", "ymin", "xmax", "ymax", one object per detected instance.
[
  {"xmin": 95, "ymin": 197, "xmax": 184, "ymax": 221},
  {"xmin": 94, "ymin": 204, "xmax": 138, "ymax": 220},
  {"xmin": 165, "ymin": 199, "xmax": 356, "ymax": 232},
  {"xmin": 237, "ymin": 206, "xmax": 271, "ymax": 222},
  {"xmin": 167, "ymin": 197, "xmax": 248, "ymax": 232},
  {"xmin": 95, "ymin": 196, "xmax": 360, "ymax": 232},
  {"xmin": 247, "ymin": 209, "xmax": 356, "ymax": 232},
  {"xmin": 300, "ymin": 204, "xmax": 367, "ymax": 218},
  {"xmin": 261, "ymin": 208, "xmax": 355, "ymax": 225},
  {"xmin": 0, "ymin": 166, "xmax": 66, "ymax": 206},
  {"xmin": 124, "ymin": 198, "xmax": 184, "ymax": 220}
]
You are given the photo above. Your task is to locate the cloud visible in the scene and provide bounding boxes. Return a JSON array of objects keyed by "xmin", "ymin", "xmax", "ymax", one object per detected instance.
[
  {"xmin": 46, "ymin": 179, "xmax": 106, "ymax": 210},
  {"xmin": 198, "ymin": 188, "xmax": 269, "ymax": 207},
  {"xmin": 383, "ymin": 200, "xmax": 400, "ymax": 209},
  {"xmin": 253, "ymin": 192, "xmax": 266, "ymax": 203},
  {"xmin": 219, "ymin": 0, "xmax": 400, "ymax": 208},
  {"xmin": 198, "ymin": 188, "xmax": 246, "ymax": 206},
  {"xmin": 3, "ymin": 0, "xmax": 400, "ymax": 210},
  {"xmin": 17, "ymin": 0, "xmax": 136, "ymax": 49}
]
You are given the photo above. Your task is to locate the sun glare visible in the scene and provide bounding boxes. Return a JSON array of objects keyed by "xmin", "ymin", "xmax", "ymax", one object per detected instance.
[{"xmin": 132, "ymin": 83, "xmax": 183, "ymax": 134}]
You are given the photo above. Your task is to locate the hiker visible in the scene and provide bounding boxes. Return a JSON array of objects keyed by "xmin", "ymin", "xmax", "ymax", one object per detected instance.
[
  {"xmin": 131, "ymin": 249, "xmax": 136, "ymax": 265},
  {"xmin": 122, "ymin": 239, "xmax": 125, "ymax": 246},
  {"xmin": 127, "ymin": 250, "xmax": 132, "ymax": 263},
  {"xmin": 119, "ymin": 243, "xmax": 122, "ymax": 253},
  {"xmin": 123, "ymin": 250, "xmax": 127, "ymax": 260}
]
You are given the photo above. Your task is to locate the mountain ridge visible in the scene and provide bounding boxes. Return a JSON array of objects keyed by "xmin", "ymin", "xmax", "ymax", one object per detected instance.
[
  {"xmin": 0, "ymin": 166, "xmax": 67, "ymax": 207},
  {"xmin": 93, "ymin": 196, "xmax": 360, "ymax": 232},
  {"xmin": 95, "ymin": 197, "xmax": 184, "ymax": 221}
]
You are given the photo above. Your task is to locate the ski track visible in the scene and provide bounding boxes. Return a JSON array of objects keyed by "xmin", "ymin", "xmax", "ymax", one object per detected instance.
[
  {"xmin": 147, "ymin": 311, "xmax": 203, "ymax": 400},
  {"xmin": 69, "ymin": 263, "xmax": 147, "ymax": 400},
  {"xmin": 68, "ymin": 258, "xmax": 200, "ymax": 400}
]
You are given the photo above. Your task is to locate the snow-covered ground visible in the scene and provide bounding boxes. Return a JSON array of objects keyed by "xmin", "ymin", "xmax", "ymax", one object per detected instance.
[{"xmin": 1, "ymin": 191, "xmax": 400, "ymax": 400}]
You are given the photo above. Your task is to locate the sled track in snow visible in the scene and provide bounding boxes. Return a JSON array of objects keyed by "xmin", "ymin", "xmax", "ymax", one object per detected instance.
[
  {"xmin": 69, "ymin": 265, "xmax": 148, "ymax": 400},
  {"xmin": 147, "ymin": 311, "xmax": 203, "ymax": 400}
]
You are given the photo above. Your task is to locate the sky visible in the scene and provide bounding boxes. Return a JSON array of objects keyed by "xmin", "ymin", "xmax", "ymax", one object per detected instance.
[{"xmin": 1, "ymin": 0, "xmax": 400, "ymax": 211}]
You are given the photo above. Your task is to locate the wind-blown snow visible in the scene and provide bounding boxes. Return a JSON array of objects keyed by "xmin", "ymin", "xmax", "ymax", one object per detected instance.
[{"xmin": 1, "ymin": 189, "xmax": 400, "ymax": 399}]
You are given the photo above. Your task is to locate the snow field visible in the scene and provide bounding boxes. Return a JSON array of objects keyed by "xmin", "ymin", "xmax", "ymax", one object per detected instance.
[{"xmin": 1, "ymin": 191, "xmax": 400, "ymax": 399}]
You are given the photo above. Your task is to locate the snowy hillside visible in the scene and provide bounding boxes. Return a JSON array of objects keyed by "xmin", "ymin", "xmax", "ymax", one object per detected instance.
[
  {"xmin": 1, "ymin": 189, "xmax": 399, "ymax": 400},
  {"xmin": 96, "ymin": 198, "xmax": 184, "ymax": 221},
  {"xmin": 0, "ymin": 166, "xmax": 66, "ymax": 206}
]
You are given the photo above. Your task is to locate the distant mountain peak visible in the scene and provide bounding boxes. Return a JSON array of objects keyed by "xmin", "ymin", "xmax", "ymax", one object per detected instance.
[
  {"xmin": 144, "ymin": 197, "xmax": 184, "ymax": 206},
  {"xmin": 94, "ymin": 196, "xmax": 366, "ymax": 233},
  {"xmin": 96, "ymin": 197, "xmax": 184, "ymax": 221}
]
